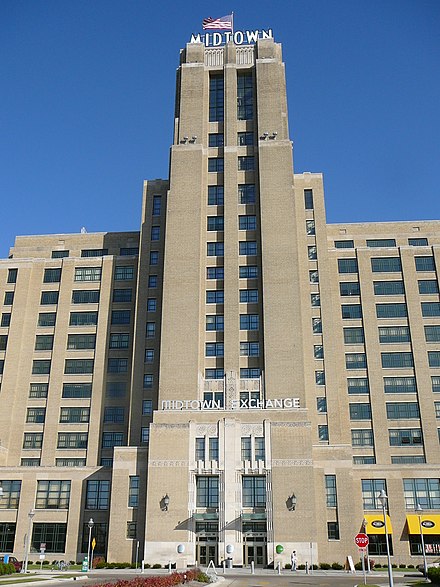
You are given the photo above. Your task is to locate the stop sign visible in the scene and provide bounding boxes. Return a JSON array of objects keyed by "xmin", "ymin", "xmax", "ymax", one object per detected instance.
[{"xmin": 355, "ymin": 533, "xmax": 369, "ymax": 547}]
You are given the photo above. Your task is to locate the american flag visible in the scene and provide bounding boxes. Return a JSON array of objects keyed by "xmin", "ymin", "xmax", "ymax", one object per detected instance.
[{"xmin": 202, "ymin": 14, "xmax": 233, "ymax": 30}]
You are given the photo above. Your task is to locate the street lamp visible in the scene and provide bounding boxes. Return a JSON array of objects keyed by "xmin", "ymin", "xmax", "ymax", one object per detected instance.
[
  {"xmin": 377, "ymin": 490, "xmax": 394, "ymax": 587},
  {"xmin": 22, "ymin": 510, "xmax": 35, "ymax": 573},
  {"xmin": 87, "ymin": 518, "xmax": 94, "ymax": 571},
  {"xmin": 416, "ymin": 503, "xmax": 428, "ymax": 578}
]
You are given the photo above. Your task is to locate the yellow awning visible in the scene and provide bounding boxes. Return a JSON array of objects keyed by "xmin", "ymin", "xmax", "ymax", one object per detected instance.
[
  {"xmin": 363, "ymin": 513, "xmax": 393, "ymax": 535},
  {"xmin": 407, "ymin": 514, "xmax": 440, "ymax": 535}
]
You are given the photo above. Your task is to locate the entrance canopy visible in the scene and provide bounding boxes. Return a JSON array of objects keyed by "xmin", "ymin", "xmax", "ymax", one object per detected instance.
[
  {"xmin": 363, "ymin": 513, "xmax": 393, "ymax": 534},
  {"xmin": 406, "ymin": 514, "xmax": 440, "ymax": 535}
]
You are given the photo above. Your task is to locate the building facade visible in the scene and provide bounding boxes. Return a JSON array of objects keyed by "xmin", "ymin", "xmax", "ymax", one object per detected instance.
[{"xmin": 1, "ymin": 35, "xmax": 440, "ymax": 569}]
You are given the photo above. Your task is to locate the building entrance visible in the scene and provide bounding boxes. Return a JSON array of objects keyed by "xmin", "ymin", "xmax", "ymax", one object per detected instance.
[
  {"xmin": 196, "ymin": 541, "xmax": 217, "ymax": 566},
  {"xmin": 243, "ymin": 536, "xmax": 267, "ymax": 567}
]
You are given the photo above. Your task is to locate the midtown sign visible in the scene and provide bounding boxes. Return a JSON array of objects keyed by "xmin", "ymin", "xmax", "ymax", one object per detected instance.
[
  {"xmin": 190, "ymin": 28, "xmax": 273, "ymax": 47},
  {"xmin": 161, "ymin": 397, "xmax": 300, "ymax": 411}
]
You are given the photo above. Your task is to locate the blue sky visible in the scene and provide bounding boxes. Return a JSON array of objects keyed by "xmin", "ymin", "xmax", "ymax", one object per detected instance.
[{"xmin": 1, "ymin": 0, "xmax": 439, "ymax": 257}]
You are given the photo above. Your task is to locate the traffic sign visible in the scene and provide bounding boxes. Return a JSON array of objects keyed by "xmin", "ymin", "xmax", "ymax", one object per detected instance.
[{"xmin": 354, "ymin": 533, "xmax": 369, "ymax": 548}]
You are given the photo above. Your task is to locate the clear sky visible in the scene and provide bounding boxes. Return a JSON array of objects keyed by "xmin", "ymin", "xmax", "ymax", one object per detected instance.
[{"xmin": 1, "ymin": 0, "xmax": 439, "ymax": 257}]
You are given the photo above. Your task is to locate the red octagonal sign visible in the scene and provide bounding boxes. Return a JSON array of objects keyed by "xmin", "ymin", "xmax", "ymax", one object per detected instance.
[{"xmin": 355, "ymin": 533, "xmax": 369, "ymax": 547}]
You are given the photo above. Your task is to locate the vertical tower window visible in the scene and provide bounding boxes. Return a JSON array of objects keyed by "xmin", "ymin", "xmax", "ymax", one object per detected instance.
[
  {"xmin": 209, "ymin": 75, "xmax": 224, "ymax": 122},
  {"xmin": 237, "ymin": 72, "xmax": 253, "ymax": 120}
]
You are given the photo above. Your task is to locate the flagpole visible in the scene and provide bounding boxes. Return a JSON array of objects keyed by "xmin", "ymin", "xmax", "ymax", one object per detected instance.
[{"xmin": 231, "ymin": 12, "xmax": 234, "ymax": 35}]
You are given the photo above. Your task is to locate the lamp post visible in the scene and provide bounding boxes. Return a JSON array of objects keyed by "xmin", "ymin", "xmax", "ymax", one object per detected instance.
[
  {"xmin": 416, "ymin": 503, "xmax": 428, "ymax": 578},
  {"xmin": 363, "ymin": 518, "xmax": 371, "ymax": 573},
  {"xmin": 378, "ymin": 490, "xmax": 393, "ymax": 587},
  {"xmin": 22, "ymin": 510, "xmax": 35, "ymax": 574},
  {"xmin": 87, "ymin": 518, "xmax": 94, "ymax": 571}
]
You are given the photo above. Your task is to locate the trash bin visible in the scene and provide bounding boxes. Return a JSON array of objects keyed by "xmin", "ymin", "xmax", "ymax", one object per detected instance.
[{"xmin": 226, "ymin": 558, "xmax": 233, "ymax": 568}]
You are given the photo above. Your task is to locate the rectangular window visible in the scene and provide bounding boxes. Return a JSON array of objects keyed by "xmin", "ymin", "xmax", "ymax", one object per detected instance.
[
  {"xmin": 86, "ymin": 480, "xmax": 110, "ymax": 509},
  {"xmin": 69, "ymin": 311, "xmax": 98, "ymax": 326},
  {"xmin": 113, "ymin": 288, "xmax": 132, "ymax": 302},
  {"xmin": 309, "ymin": 270, "xmax": 319, "ymax": 283},
  {"xmin": 209, "ymin": 437, "xmax": 219, "ymax": 461},
  {"xmin": 4, "ymin": 291, "xmax": 14, "ymax": 305},
  {"xmin": 40, "ymin": 291, "xmax": 59, "ymax": 305},
  {"xmin": 108, "ymin": 358, "xmax": 128, "ymax": 373},
  {"xmin": 206, "ymin": 315, "xmax": 224, "ymax": 331},
  {"xmin": 239, "ymin": 241, "xmax": 257, "ymax": 256},
  {"xmin": 241, "ymin": 437, "xmax": 251, "ymax": 460},
  {"xmin": 196, "ymin": 476, "xmax": 219, "ymax": 508},
  {"xmin": 327, "ymin": 522, "xmax": 340, "ymax": 540},
  {"xmin": 43, "ymin": 268, "xmax": 61, "ymax": 283},
  {"xmin": 38, "ymin": 312, "xmax": 56, "ymax": 327},
  {"xmin": 353, "ymin": 456, "xmax": 376, "ymax": 465},
  {"xmin": 102, "ymin": 432, "xmax": 124, "ymax": 448},
  {"xmin": 429, "ymin": 351, "xmax": 440, "ymax": 368},
  {"xmin": 59, "ymin": 407, "xmax": 90, "ymax": 423},
  {"xmin": 325, "ymin": 475, "xmax": 337, "ymax": 507},
  {"xmin": 62, "ymin": 383, "xmax": 92, "ymax": 398},
  {"xmin": 338, "ymin": 259, "xmax": 358, "ymax": 274},
  {"xmin": 207, "ymin": 267, "xmax": 224, "ymax": 280},
  {"xmin": 72, "ymin": 290, "xmax": 100, "ymax": 304},
  {"xmin": 52, "ymin": 250, "xmax": 69, "ymax": 258},
  {"xmin": 208, "ymin": 158, "xmax": 224, "ymax": 172},
  {"xmin": 306, "ymin": 220, "xmax": 315, "ymax": 235},
  {"xmin": 239, "ymin": 266, "xmax": 258, "ymax": 278},
  {"xmin": 120, "ymin": 247, "xmax": 139, "ymax": 256},
  {"xmin": 57, "ymin": 432, "xmax": 88, "ymax": 449},
  {"xmin": 205, "ymin": 368, "xmax": 224, "ymax": 380},
  {"xmin": 362, "ymin": 479, "xmax": 386, "ymax": 509},
  {"xmin": 7, "ymin": 268, "xmax": 18, "ymax": 283},
  {"xmin": 205, "ymin": 342, "xmax": 224, "ymax": 357},
  {"xmin": 409, "ymin": 238, "xmax": 428, "ymax": 246},
  {"xmin": 237, "ymin": 72, "xmax": 253, "ymax": 120},
  {"xmin": 109, "ymin": 333, "xmax": 130, "ymax": 349},
  {"xmin": 206, "ymin": 290, "xmax": 224, "ymax": 304},
  {"xmin": 23, "ymin": 433, "xmax": 43, "ymax": 449},
  {"xmin": 208, "ymin": 186, "xmax": 224, "ymax": 206},
  {"xmin": 308, "ymin": 245, "xmax": 317, "ymax": 260},
  {"xmin": 0, "ymin": 335, "xmax": 7, "ymax": 351},
  {"xmin": 344, "ymin": 327, "xmax": 364, "ymax": 344},
  {"xmin": 66, "ymin": 334, "xmax": 96, "ymax": 350},
  {"xmin": 238, "ymin": 156, "xmax": 254, "ymax": 171},
  {"xmin": 239, "ymin": 215, "xmax": 257, "ymax": 230},
  {"xmin": 419, "ymin": 280, "xmax": 439, "ymax": 294},
  {"xmin": 150, "ymin": 226, "xmax": 160, "ymax": 241},
  {"xmin": 0, "ymin": 480, "xmax": 21, "ymax": 509},
  {"xmin": 1, "ymin": 313, "xmax": 11, "ymax": 327},
  {"xmin": 208, "ymin": 133, "xmax": 224, "ymax": 147},
  {"xmin": 36, "ymin": 481, "xmax": 71, "ymax": 509},
  {"xmin": 103, "ymin": 407, "xmax": 125, "ymax": 423},
  {"xmin": 207, "ymin": 242, "xmax": 224, "ymax": 256},
  {"xmin": 314, "ymin": 344, "xmax": 324, "ymax": 359},
  {"xmin": 126, "ymin": 521, "xmax": 137, "ymax": 539},
  {"xmin": 374, "ymin": 281, "xmax": 405, "ymax": 295},
  {"xmin": 195, "ymin": 438, "xmax": 205, "ymax": 461},
  {"xmin": 340, "ymin": 282, "xmax": 360, "ymax": 296},
  {"xmin": 304, "ymin": 189, "xmax": 313, "ymax": 209},
  {"xmin": 142, "ymin": 399, "xmax": 153, "ymax": 415},
  {"xmin": 242, "ymin": 476, "xmax": 266, "ymax": 507},
  {"xmin": 106, "ymin": 382, "xmax": 126, "ymax": 397},
  {"xmin": 26, "ymin": 408, "xmax": 46, "ymax": 423},
  {"xmin": 238, "ymin": 131, "xmax": 254, "ymax": 146},
  {"xmin": 111, "ymin": 310, "xmax": 130, "ymax": 324},
  {"xmin": 349, "ymin": 403, "xmax": 372, "ymax": 420},
  {"xmin": 207, "ymin": 216, "xmax": 224, "ymax": 231},
  {"xmin": 351, "ymin": 429, "xmax": 374, "ymax": 446},
  {"xmin": 334, "ymin": 240, "xmax": 354, "ymax": 248},
  {"xmin": 240, "ymin": 314, "xmax": 259, "ymax": 330},
  {"xmin": 384, "ymin": 377, "xmax": 417, "ymax": 393},
  {"xmin": 240, "ymin": 342, "xmax": 260, "ymax": 357},
  {"xmin": 128, "ymin": 476, "xmax": 139, "ymax": 508},
  {"xmin": 386, "ymin": 402, "xmax": 420, "ymax": 419},
  {"xmin": 342, "ymin": 304, "xmax": 362, "ymax": 319},
  {"xmin": 114, "ymin": 266, "xmax": 134, "ymax": 280},
  {"xmin": 32, "ymin": 360, "xmax": 51, "ymax": 375},
  {"xmin": 143, "ymin": 374, "xmax": 153, "ymax": 389},
  {"xmin": 64, "ymin": 359, "xmax": 94, "ymax": 374},
  {"xmin": 147, "ymin": 298, "xmax": 156, "ymax": 312},
  {"xmin": 149, "ymin": 251, "xmax": 159, "ymax": 265},
  {"xmin": 209, "ymin": 75, "xmax": 224, "ymax": 122},
  {"xmin": 74, "ymin": 267, "xmax": 101, "ymax": 282},
  {"xmin": 152, "ymin": 195, "xmax": 162, "ymax": 215},
  {"xmin": 315, "ymin": 370, "xmax": 325, "ymax": 385},
  {"xmin": 389, "ymin": 428, "xmax": 422, "ymax": 446},
  {"xmin": 311, "ymin": 293, "xmax": 320, "ymax": 307},
  {"xmin": 21, "ymin": 458, "xmax": 42, "ymax": 466},
  {"xmin": 379, "ymin": 326, "xmax": 410, "ymax": 343},
  {"xmin": 146, "ymin": 322, "xmax": 156, "ymax": 338},
  {"xmin": 31, "ymin": 523, "xmax": 67, "ymax": 553},
  {"xmin": 318, "ymin": 425, "xmax": 329, "ymax": 441},
  {"xmin": 366, "ymin": 239, "xmax": 396, "ymax": 248},
  {"xmin": 432, "ymin": 376, "xmax": 440, "ymax": 392},
  {"xmin": 81, "ymin": 249, "xmax": 108, "ymax": 257},
  {"xmin": 346, "ymin": 353, "xmax": 367, "ymax": 369},
  {"xmin": 371, "ymin": 257, "xmax": 402, "ymax": 272},
  {"xmin": 376, "ymin": 303, "xmax": 407, "ymax": 318},
  {"xmin": 347, "ymin": 378, "xmax": 370, "ymax": 394},
  {"xmin": 312, "ymin": 318, "xmax": 322, "ymax": 334},
  {"xmin": 317, "ymin": 397, "xmax": 327, "ymax": 413},
  {"xmin": 29, "ymin": 383, "xmax": 48, "ymax": 398},
  {"xmin": 415, "ymin": 256, "xmax": 436, "ymax": 271},
  {"xmin": 403, "ymin": 478, "xmax": 440, "ymax": 509},
  {"xmin": 381, "ymin": 352, "xmax": 414, "ymax": 368},
  {"xmin": 422, "ymin": 302, "xmax": 440, "ymax": 317},
  {"xmin": 238, "ymin": 184, "xmax": 256, "ymax": 204},
  {"xmin": 240, "ymin": 368, "xmax": 260, "ymax": 379}
]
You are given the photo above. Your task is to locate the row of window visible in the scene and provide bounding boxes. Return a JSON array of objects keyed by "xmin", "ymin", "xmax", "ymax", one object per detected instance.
[
  {"xmin": 208, "ymin": 156, "xmax": 256, "ymax": 173},
  {"xmin": 341, "ymin": 351, "xmax": 440, "ymax": 369},
  {"xmin": 343, "ymin": 325, "xmax": 440, "ymax": 344},
  {"xmin": 31, "ymin": 355, "xmax": 141, "ymax": 375},
  {"xmin": 206, "ymin": 314, "xmax": 259, "ymax": 331},
  {"xmin": 22, "ymin": 430, "xmax": 150, "ymax": 450},
  {"xmin": 334, "ymin": 237, "xmax": 429, "ymax": 249},
  {"xmin": 207, "ymin": 241, "xmax": 258, "ymax": 256},
  {"xmin": 209, "ymin": 72, "xmax": 253, "ymax": 122},
  {"xmin": 339, "ymin": 279, "xmax": 439, "ymax": 296},
  {"xmin": 24, "ymin": 406, "xmax": 140, "ymax": 424},
  {"xmin": 338, "ymin": 256, "xmax": 436, "ymax": 274},
  {"xmin": 339, "ymin": 302, "xmax": 440, "ymax": 319},
  {"xmin": 351, "ymin": 428, "xmax": 423, "ymax": 447},
  {"xmin": 205, "ymin": 342, "xmax": 260, "ymax": 357}
]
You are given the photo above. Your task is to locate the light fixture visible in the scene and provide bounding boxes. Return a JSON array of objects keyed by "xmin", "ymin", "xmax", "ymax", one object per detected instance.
[
  {"xmin": 22, "ymin": 510, "xmax": 35, "ymax": 573},
  {"xmin": 181, "ymin": 136, "xmax": 188, "ymax": 144},
  {"xmin": 287, "ymin": 493, "xmax": 297, "ymax": 511},
  {"xmin": 416, "ymin": 503, "xmax": 428, "ymax": 578},
  {"xmin": 377, "ymin": 490, "xmax": 394, "ymax": 587},
  {"xmin": 191, "ymin": 136, "xmax": 197, "ymax": 142},
  {"xmin": 87, "ymin": 518, "xmax": 94, "ymax": 572},
  {"xmin": 260, "ymin": 132, "xmax": 269, "ymax": 140},
  {"xmin": 270, "ymin": 131, "xmax": 278, "ymax": 139},
  {"xmin": 163, "ymin": 494, "xmax": 170, "ymax": 511}
]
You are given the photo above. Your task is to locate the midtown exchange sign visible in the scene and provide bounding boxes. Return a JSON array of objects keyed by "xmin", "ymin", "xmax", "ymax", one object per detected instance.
[
  {"xmin": 161, "ymin": 397, "xmax": 300, "ymax": 411},
  {"xmin": 190, "ymin": 28, "xmax": 273, "ymax": 47}
]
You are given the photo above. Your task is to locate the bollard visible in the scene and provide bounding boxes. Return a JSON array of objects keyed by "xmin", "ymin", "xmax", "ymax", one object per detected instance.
[
  {"xmin": 251, "ymin": 561, "xmax": 255, "ymax": 574},
  {"xmin": 305, "ymin": 561, "xmax": 309, "ymax": 574},
  {"xmin": 168, "ymin": 561, "xmax": 171, "ymax": 574},
  {"xmin": 277, "ymin": 561, "xmax": 281, "ymax": 575},
  {"xmin": 222, "ymin": 561, "xmax": 226, "ymax": 574},
  {"xmin": 141, "ymin": 561, "xmax": 145, "ymax": 574}
]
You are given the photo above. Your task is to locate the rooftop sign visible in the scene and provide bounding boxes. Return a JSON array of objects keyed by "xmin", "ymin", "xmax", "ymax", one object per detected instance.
[
  {"xmin": 161, "ymin": 397, "xmax": 299, "ymax": 411},
  {"xmin": 190, "ymin": 29, "xmax": 273, "ymax": 47}
]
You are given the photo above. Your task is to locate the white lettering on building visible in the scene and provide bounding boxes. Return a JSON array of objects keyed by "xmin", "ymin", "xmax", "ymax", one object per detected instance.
[
  {"xmin": 189, "ymin": 29, "xmax": 273, "ymax": 47},
  {"xmin": 160, "ymin": 397, "xmax": 300, "ymax": 411}
]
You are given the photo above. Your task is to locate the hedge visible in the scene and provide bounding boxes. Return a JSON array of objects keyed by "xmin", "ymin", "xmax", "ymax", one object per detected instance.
[
  {"xmin": 0, "ymin": 563, "xmax": 16, "ymax": 576},
  {"xmin": 90, "ymin": 569, "xmax": 210, "ymax": 587}
]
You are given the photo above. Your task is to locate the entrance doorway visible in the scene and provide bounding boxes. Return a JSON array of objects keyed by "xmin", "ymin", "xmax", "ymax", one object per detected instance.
[
  {"xmin": 196, "ymin": 542, "xmax": 217, "ymax": 566},
  {"xmin": 243, "ymin": 540, "xmax": 266, "ymax": 567}
]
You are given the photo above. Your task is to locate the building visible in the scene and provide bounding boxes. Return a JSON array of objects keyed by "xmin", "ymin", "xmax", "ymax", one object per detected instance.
[{"xmin": 1, "ymin": 33, "xmax": 440, "ymax": 569}]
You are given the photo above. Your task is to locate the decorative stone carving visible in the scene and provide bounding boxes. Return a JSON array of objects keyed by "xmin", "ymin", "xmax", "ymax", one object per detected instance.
[
  {"xmin": 272, "ymin": 459, "xmax": 313, "ymax": 466},
  {"xmin": 225, "ymin": 371, "xmax": 237, "ymax": 410}
]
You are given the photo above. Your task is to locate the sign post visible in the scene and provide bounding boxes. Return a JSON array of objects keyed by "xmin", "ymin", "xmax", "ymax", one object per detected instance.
[{"xmin": 355, "ymin": 534, "xmax": 369, "ymax": 585}]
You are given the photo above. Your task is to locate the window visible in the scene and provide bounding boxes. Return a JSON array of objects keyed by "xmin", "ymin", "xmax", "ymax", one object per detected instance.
[
  {"xmin": 240, "ymin": 314, "xmax": 259, "ymax": 330},
  {"xmin": 195, "ymin": 438, "xmax": 206, "ymax": 461},
  {"xmin": 340, "ymin": 282, "xmax": 360, "ymax": 296},
  {"xmin": 347, "ymin": 378, "xmax": 369, "ymax": 394},
  {"xmin": 32, "ymin": 360, "xmax": 51, "ymax": 375},
  {"xmin": 1, "ymin": 313, "xmax": 11, "ymax": 327},
  {"xmin": 432, "ymin": 376, "xmax": 440, "ymax": 392},
  {"xmin": 80, "ymin": 521, "xmax": 107, "ymax": 554},
  {"xmin": 208, "ymin": 133, "xmax": 224, "ymax": 147},
  {"xmin": 74, "ymin": 267, "xmax": 101, "ymax": 282},
  {"xmin": 206, "ymin": 290, "xmax": 224, "ymax": 304},
  {"xmin": 311, "ymin": 293, "xmax": 321, "ymax": 307},
  {"xmin": 62, "ymin": 383, "xmax": 92, "ymax": 398},
  {"xmin": 344, "ymin": 327, "xmax": 364, "ymax": 344},
  {"xmin": 108, "ymin": 358, "xmax": 128, "ymax": 373},
  {"xmin": 72, "ymin": 290, "xmax": 100, "ymax": 304},
  {"xmin": 207, "ymin": 216, "xmax": 224, "ymax": 231},
  {"xmin": 242, "ymin": 476, "xmax": 265, "ymax": 507},
  {"xmin": 334, "ymin": 240, "xmax": 354, "ymax": 248},
  {"xmin": 128, "ymin": 476, "xmax": 139, "ymax": 508},
  {"xmin": 102, "ymin": 432, "xmax": 124, "ymax": 448},
  {"xmin": 415, "ymin": 256, "xmax": 436, "ymax": 272},
  {"xmin": 0, "ymin": 480, "xmax": 21, "ymax": 509},
  {"xmin": 120, "ymin": 247, "xmax": 139, "ymax": 256},
  {"xmin": 374, "ymin": 281, "xmax": 405, "ymax": 295},
  {"xmin": 308, "ymin": 245, "xmax": 317, "ymax": 260},
  {"xmin": 422, "ymin": 302, "xmax": 440, "ymax": 317},
  {"xmin": 255, "ymin": 437, "xmax": 265, "ymax": 461},
  {"xmin": 342, "ymin": 304, "xmax": 362, "ymax": 319},
  {"xmin": 205, "ymin": 368, "xmax": 224, "ymax": 380},
  {"xmin": 325, "ymin": 475, "xmax": 337, "ymax": 507},
  {"xmin": 144, "ymin": 349, "xmax": 154, "ymax": 364},
  {"xmin": 403, "ymin": 478, "xmax": 440, "ymax": 509},
  {"xmin": 6, "ymin": 268, "xmax": 18, "ymax": 283},
  {"xmin": 143, "ymin": 374, "xmax": 153, "ymax": 389},
  {"xmin": 351, "ymin": 429, "xmax": 374, "ymax": 447},
  {"xmin": 429, "ymin": 352, "xmax": 440, "ymax": 368},
  {"xmin": 353, "ymin": 456, "xmax": 376, "ymax": 465},
  {"xmin": 23, "ymin": 433, "xmax": 43, "ymax": 449},
  {"xmin": 379, "ymin": 326, "xmax": 410, "ymax": 343},
  {"xmin": 346, "ymin": 353, "xmax": 367, "ymax": 369},
  {"xmin": 64, "ymin": 359, "xmax": 94, "ymax": 374},
  {"xmin": 381, "ymin": 352, "xmax": 414, "ymax": 368},
  {"xmin": 208, "ymin": 157, "xmax": 224, "ymax": 172},
  {"xmin": 239, "ymin": 241, "xmax": 257, "ymax": 256},
  {"xmin": 56, "ymin": 458, "xmax": 86, "ymax": 467},
  {"xmin": 389, "ymin": 428, "xmax": 422, "ymax": 446},
  {"xmin": 81, "ymin": 249, "xmax": 108, "ymax": 257},
  {"xmin": 317, "ymin": 397, "xmax": 327, "ymax": 413},
  {"xmin": 57, "ymin": 432, "xmax": 88, "ymax": 449},
  {"xmin": 207, "ymin": 267, "xmax": 224, "ymax": 280},
  {"xmin": 208, "ymin": 186, "xmax": 224, "ymax": 206},
  {"xmin": 152, "ymin": 195, "xmax": 162, "ymax": 215},
  {"xmin": 209, "ymin": 437, "xmax": 219, "ymax": 461},
  {"xmin": 69, "ymin": 311, "xmax": 98, "ymax": 326},
  {"xmin": 240, "ymin": 342, "xmax": 260, "ymax": 357},
  {"xmin": 327, "ymin": 521, "xmax": 340, "ymax": 540},
  {"xmin": 362, "ymin": 479, "xmax": 386, "ymax": 509},
  {"xmin": 205, "ymin": 342, "xmax": 224, "ymax": 357},
  {"xmin": 149, "ymin": 251, "xmax": 159, "ymax": 265},
  {"xmin": 38, "ymin": 312, "xmax": 56, "ymax": 327},
  {"xmin": 126, "ymin": 521, "xmax": 137, "ymax": 540},
  {"xmin": 315, "ymin": 370, "xmax": 325, "ymax": 385},
  {"xmin": 384, "ymin": 377, "xmax": 417, "ymax": 393},
  {"xmin": 40, "ymin": 291, "xmax": 59, "ymax": 305},
  {"xmin": 376, "ymin": 303, "xmax": 407, "ymax": 318},
  {"xmin": 392, "ymin": 455, "xmax": 425, "ymax": 464},
  {"xmin": 371, "ymin": 257, "xmax": 402, "ymax": 273},
  {"xmin": 239, "ymin": 266, "xmax": 258, "ymax": 278},
  {"xmin": 26, "ymin": 408, "xmax": 46, "ymax": 423},
  {"xmin": 240, "ymin": 368, "xmax": 260, "ymax": 379},
  {"xmin": 314, "ymin": 344, "xmax": 324, "ymax": 359},
  {"xmin": 349, "ymin": 403, "xmax": 372, "ymax": 420},
  {"xmin": 36, "ymin": 480, "xmax": 71, "ymax": 509},
  {"xmin": 111, "ymin": 310, "xmax": 130, "ymax": 325},
  {"xmin": 31, "ymin": 523, "xmax": 67, "ymax": 553},
  {"xmin": 86, "ymin": 480, "xmax": 110, "ymax": 510},
  {"xmin": 304, "ymin": 189, "xmax": 313, "ymax": 209},
  {"xmin": 59, "ymin": 407, "xmax": 90, "ymax": 423},
  {"xmin": 435, "ymin": 402, "xmax": 440, "ymax": 418},
  {"xmin": 419, "ymin": 280, "xmax": 439, "ymax": 294},
  {"xmin": 142, "ymin": 399, "xmax": 153, "ymax": 415},
  {"xmin": 386, "ymin": 402, "xmax": 420, "ymax": 419},
  {"xmin": 239, "ymin": 215, "xmax": 256, "ymax": 230},
  {"xmin": 147, "ymin": 298, "xmax": 157, "ymax": 312},
  {"xmin": 241, "ymin": 437, "xmax": 251, "ymax": 460},
  {"xmin": 109, "ymin": 333, "xmax": 130, "ymax": 349},
  {"xmin": 409, "ymin": 238, "xmax": 428, "ymax": 246},
  {"xmin": 196, "ymin": 476, "xmax": 219, "ymax": 508},
  {"xmin": 238, "ymin": 156, "xmax": 254, "ymax": 171},
  {"xmin": 309, "ymin": 270, "xmax": 319, "ymax": 283},
  {"xmin": 149, "ymin": 275, "xmax": 158, "ymax": 288},
  {"xmin": 338, "ymin": 259, "xmax": 358, "ymax": 274},
  {"xmin": 106, "ymin": 382, "xmax": 126, "ymax": 397},
  {"xmin": 237, "ymin": 72, "xmax": 253, "ymax": 120},
  {"xmin": 0, "ymin": 335, "xmax": 7, "ymax": 351},
  {"xmin": 238, "ymin": 131, "xmax": 254, "ymax": 146},
  {"xmin": 150, "ymin": 226, "xmax": 160, "ymax": 241},
  {"xmin": 103, "ymin": 407, "xmax": 125, "ymax": 423},
  {"xmin": 207, "ymin": 242, "xmax": 224, "ymax": 257},
  {"xmin": 312, "ymin": 318, "xmax": 322, "ymax": 334},
  {"xmin": 318, "ymin": 425, "xmax": 329, "ymax": 441},
  {"xmin": 238, "ymin": 184, "xmax": 256, "ymax": 204},
  {"xmin": 43, "ymin": 268, "xmax": 61, "ymax": 283},
  {"xmin": 366, "ymin": 239, "xmax": 396, "ymax": 248},
  {"xmin": 146, "ymin": 322, "xmax": 156, "ymax": 338},
  {"xmin": 0, "ymin": 359, "xmax": 4, "ymax": 374},
  {"xmin": 3, "ymin": 292, "xmax": 14, "ymax": 305},
  {"xmin": 29, "ymin": 383, "xmax": 48, "ymax": 398},
  {"xmin": 52, "ymin": 250, "xmax": 69, "ymax": 258},
  {"xmin": 114, "ymin": 266, "xmax": 134, "ymax": 280},
  {"xmin": 204, "ymin": 314, "xmax": 225, "ymax": 333},
  {"xmin": 306, "ymin": 220, "xmax": 315, "ymax": 235},
  {"xmin": 209, "ymin": 75, "xmax": 224, "ymax": 122},
  {"xmin": 67, "ymin": 334, "xmax": 96, "ymax": 350}
]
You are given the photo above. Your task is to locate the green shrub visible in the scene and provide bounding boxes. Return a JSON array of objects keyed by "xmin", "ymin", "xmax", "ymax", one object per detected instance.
[
  {"xmin": 408, "ymin": 564, "xmax": 414, "ymax": 568},
  {"xmin": 152, "ymin": 563, "xmax": 162, "ymax": 568},
  {"xmin": 319, "ymin": 563, "xmax": 331, "ymax": 570},
  {"xmin": 331, "ymin": 562, "xmax": 343, "ymax": 570},
  {"xmin": 284, "ymin": 563, "xmax": 292, "ymax": 569},
  {"xmin": 196, "ymin": 571, "xmax": 210, "ymax": 583},
  {"xmin": 0, "ymin": 563, "xmax": 15, "ymax": 576},
  {"xmin": 399, "ymin": 563, "xmax": 406, "ymax": 568},
  {"xmin": 354, "ymin": 562, "xmax": 362, "ymax": 570},
  {"xmin": 391, "ymin": 563, "xmax": 397, "ymax": 568},
  {"xmin": 428, "ymin": 567, "xmax": 440, "ymax": 585},
  {"xmin": 95, "ymin": 561, "xmax": 106, "ymax": 569},
  {"xmin": 144, "ymin": 563, "xmax": 151, "ymax": 568},
  {"xmin": 374, "ymin": 563, "xmax": 381, "ymax": 569},
  {"xmin": 43, "ymin": 560, "xmax": 50, "ymax": 565},
  {"xmin": 297, "ymin": 564, "xmax": 306, "ymax": 570}
]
